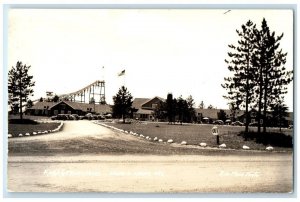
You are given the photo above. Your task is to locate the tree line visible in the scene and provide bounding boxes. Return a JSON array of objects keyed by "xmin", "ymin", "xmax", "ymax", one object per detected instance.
[
  {"xmin": 222, "ymin": 18, "xmax": 293, "ymax": 133},
  {"xmin": 154, "ymin": 93, "xmax": 196, "ymax": 124}
]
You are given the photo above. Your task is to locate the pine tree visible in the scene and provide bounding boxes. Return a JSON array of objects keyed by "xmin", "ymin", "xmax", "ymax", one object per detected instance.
[
  {"xmin": 271, "ymin": 100, "xmax": 289, "ymax": 131},
  {"xmin": 166, "ymin": 93, "xmax": 175, "ymax": 124},
  {"xmin": 8, "ymin": 61, "xmax": 35, "ymax": 120},
  {"xmin": 112, "ymin": 86, "xmax": 133, "ymax": 123},
  {"xmin": 153, "ymin": 100, "xmax": 167, "ymax": 120},
  {"xmin": 223, "ymin": 18, "xmax": 293, "ymax": 135},
  {"xmin": 253, "ymin": 18, "xmax": 293, "ymax": 132},
  {"xmin": 222, "ymin": 20, "xmax": 257, "ymax": 133},
  {"xmin": 198, "ymin": 101, "xmax": 205, "ymax": 109},
  {"xmin": 176, "ymin": 96, "xmax": 185, "ymax": 125},
  {"xmin": 186, "ymin": 95, "xmax": 196, "ymax": 123},
  {"xmin": 26, "ymin": 99, "xmax": 33, "ymax": 109},
  {"xmin": 53, "ymin": 95, "xmax": 60, "ymax": 102}
]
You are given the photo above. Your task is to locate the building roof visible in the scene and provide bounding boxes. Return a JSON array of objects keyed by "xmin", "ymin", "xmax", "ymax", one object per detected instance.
[
  {"xmin": 29, "ymin": 101, "xmax": 112, "ymax": 114},
  {"xmin": 132, "ymin": 98, "xmax": 151, "ymax": 109},
  {"xmin": 136, "ymin": 108, "xmax": 153, "ymax": 115},
  {"xmin": 194, "ymin": 108, "xmax": 220, "ymax": 119},
  {"xmin": 140, "ymin": 96, "xmax": 165, "ymax": 109},
  {"xmin": 29, "ymin": 101, "xmax": 57, "ymax": 109},
  {"xmin": 194, "ymin": 108, "xmax": 236, "ymax": 119}
]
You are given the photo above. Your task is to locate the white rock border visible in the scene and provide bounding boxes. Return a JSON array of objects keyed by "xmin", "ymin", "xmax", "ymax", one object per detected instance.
[
  {"xmin": 181, "ymin": 141, "xmax": 187, "ymax": 145},
  {"xmin": 92, "ymin": 121, "xmax": 276, "ymax": 151},
  {"xmin": 8, "ymin": 121, "xmax": 64, "ymax": 138},
  {"xmin": 242, "ymin": 145, "xmax": 250, "ymax": 150},
  {"xmin": 167, "ymin": 139, "xmax": 174, "ymax": 143},
  {"xmin": 199, "ymin": 142, "xmax": 207, "ymax": 147}
]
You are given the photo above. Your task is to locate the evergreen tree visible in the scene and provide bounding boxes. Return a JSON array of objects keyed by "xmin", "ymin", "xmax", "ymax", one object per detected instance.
[
  {"xmin": 153, "ymin": 100, "xmax": 167, "ymax": 120},
  {"xmin": 223, "ymin": 18, "xmax": 293, "ymax": 134},
  {"xmin": 26, "ymin": 99, "xmax": 33, "ymax": 109},
  {"xmin": 8, "ymin": 61, "xmax": 35, "ymax": 120},
  {"xmin": 271, "ymin": 101, "xmax": 289, "ymax": 131},
  {"xmin": 217, "ymin": 110, "xmax": 227, "ymax": 122},
  {"xmin": 53, "ymin": 95, "xmax": 60, "ymax": 102},
  {"xmin": 253, "ymin": 18, "xmax": 293, "ymax": 132},
  {"xmin": 207, "ymin": 104, "xmax": 214, "ymax": 109},
  {"xmin": 166, "ymin": 93, "xmax": 176, "ymax": 124},
  {"xmin": 198, "ymin": 101, "xmax": 205, "ymax": 109},
  {"xmin": 222, "ymin": 20, "xmax": 257, "ymax": 133},
  {"xmin": 176, "ymin": 96, "xmax": 185, "ymax": 125},
  {"xmin": 89, "ymin": 97, "xmax": 95, "ymax": 104},
  {"xmin": 112, "ymin": 86, "xmax": 133, "ymax": 123},
  {"xmin": 186, "ymin": 95, "xmax": 196, "ymax": 122}
]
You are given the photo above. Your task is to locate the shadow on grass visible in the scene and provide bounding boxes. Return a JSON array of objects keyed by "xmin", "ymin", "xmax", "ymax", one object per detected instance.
[
  {"xmin": 240, "ymin": 131, "xmax": 293, "ymax": 148},
  {"xmin": 9, "ymin": 119, "xmax": 38, "ymax": 125}
]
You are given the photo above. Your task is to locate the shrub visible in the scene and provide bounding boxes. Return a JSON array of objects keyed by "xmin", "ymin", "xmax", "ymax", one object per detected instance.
[{"xmin": 241, "ymin": 131, "xmax": 292, "ymax": 148}]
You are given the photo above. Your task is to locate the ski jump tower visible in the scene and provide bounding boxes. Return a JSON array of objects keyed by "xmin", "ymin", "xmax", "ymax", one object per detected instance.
[{"xmin": 60, "ymin": 80, "xmax": 106, "ymax": 104}]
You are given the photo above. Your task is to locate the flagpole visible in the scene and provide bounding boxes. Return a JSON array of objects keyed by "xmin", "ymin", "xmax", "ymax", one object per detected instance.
[
  {"xmin": 101, "ymin": 66, "xmax": 105, "ymax": 81},
  {"xmin": 118, "ymin": 69, "xmax": 126, "ymax": 87},
  {"xmin": 123, "ymin": 73, "xmax": 125, "ymax": 87}
]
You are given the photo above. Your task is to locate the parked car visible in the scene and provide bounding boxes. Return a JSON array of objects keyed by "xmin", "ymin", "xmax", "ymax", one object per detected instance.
[
  {"xmin": 56, "ymin": 114, "xmax": 69, "ymax": 120},
  {"xmin": 71, "ymin": 114, "xmax": 80, "ymax": 120},
  {"xmin": 225, "ymin": 119, "xmax": 231, "ymax": 125},
  {"xmin": 231, "ymin": 121, "xmax": 244, "ymax": 126},
  {"xmin": 67, "ymin": 114, "xmax": 76, "ymax": 120},
  {"xmin": 249, "ymin": 122, "xmax": 258, "ymax": 126},
  {"xmin": 96, "ymin": 115, "xmax": 105, "ymax": 120},
  {"xmin": 85, "ymin": 113, "xmax": 94, "ymax": 120},
  {"xmin": 51, "ymin": 116, "xmax": 57, "ymax": 120},
  {"xmin": 213, "ymin": 120, "xmax": 224, "ymax": 125},
  {"xmin": 105, "ymin": 114, "xmax": 112, "ymax": 119}
]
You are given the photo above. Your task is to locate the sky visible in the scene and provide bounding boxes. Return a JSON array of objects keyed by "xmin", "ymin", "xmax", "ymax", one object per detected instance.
[{"xmin": 8, "ymin": 9, "xmax": 294, "ymax": 110}]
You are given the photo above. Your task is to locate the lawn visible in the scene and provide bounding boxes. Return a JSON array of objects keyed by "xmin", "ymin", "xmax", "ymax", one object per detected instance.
[
  {"xmin": 105, "ymin": 122, "xmax": 293, "ymax": 151},
  {"xmin": 8, "ymin": 122, "xmax": 60, "ymax": 137}
]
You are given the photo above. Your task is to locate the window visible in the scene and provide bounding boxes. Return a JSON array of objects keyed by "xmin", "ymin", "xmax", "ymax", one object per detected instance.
[
  {"xmin": 152, "ymin": 104, "xmax": 158, "ymax": 109},
  {"xmin": 140, "ymin": 114, "xmax": 148, "ymax": 119},
  {"xmin": 251, "ymin": 119, "xmax": 256, "ymax": 123},
  {"xmin": 54, "ymin": 110, "xmax": 58, "ymax": 115},
  {"xmin": 61, "ymin": 104, "xmax": 66, "ymax": 110},
  {"xmin": 260, "ymin": 119, "xmax": 263, "ymax": 124}
]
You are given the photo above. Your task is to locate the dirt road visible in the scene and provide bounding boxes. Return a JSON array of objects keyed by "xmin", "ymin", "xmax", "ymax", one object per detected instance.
[{"xmin": 7, "ymin": 121, "xmax": 293, "ymax": 193}]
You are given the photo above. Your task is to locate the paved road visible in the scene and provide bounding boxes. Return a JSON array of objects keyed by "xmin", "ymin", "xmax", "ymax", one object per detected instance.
[
  {"xmin": 8, "ymin": 154, "xmax": 292, "ymax": 193},
  {"xmin": 7, "ymin": 121, "xmax": 293, "ymax": 193}
]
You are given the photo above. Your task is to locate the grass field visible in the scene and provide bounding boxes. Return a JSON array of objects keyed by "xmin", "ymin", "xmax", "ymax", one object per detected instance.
[
  {"xmin": 8, "ymin": 122, "xmax": 60, "ymax": 137},
  {"xmin": 106, "ymin": 122, "xmax": 293, "ymax": 151},
  {"xmin": 8, "ymin": 115, "xmax": 51, "ymax": 121}
]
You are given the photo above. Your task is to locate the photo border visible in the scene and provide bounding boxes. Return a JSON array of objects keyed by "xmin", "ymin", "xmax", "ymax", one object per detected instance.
[{"xmin": 1, "ymin": 2, "xmax": 298, "ymax": 200}]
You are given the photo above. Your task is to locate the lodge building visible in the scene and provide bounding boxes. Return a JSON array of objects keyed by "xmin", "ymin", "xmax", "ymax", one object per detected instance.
[
  {"xmin": 26, "ymin": 97, "xmax": 293, "ymax": 126},
  {"xmin": 26, "ymin": 101, "xmax": 111, "ymax": 116}
]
